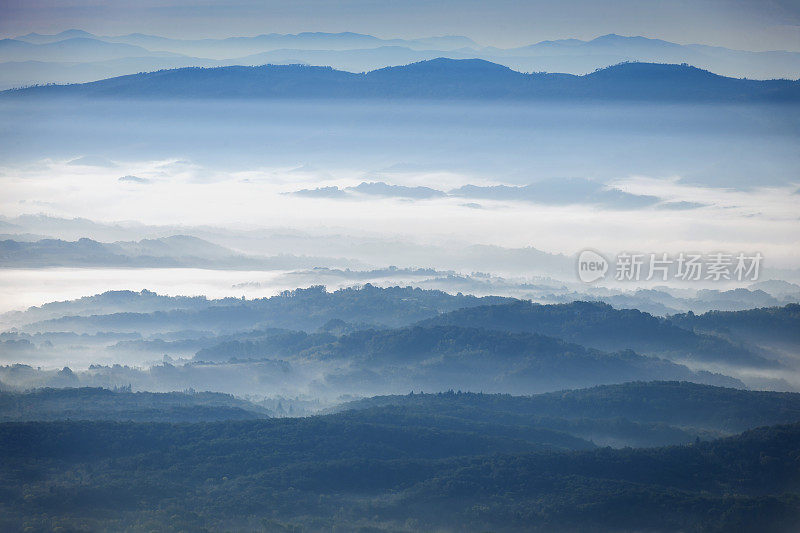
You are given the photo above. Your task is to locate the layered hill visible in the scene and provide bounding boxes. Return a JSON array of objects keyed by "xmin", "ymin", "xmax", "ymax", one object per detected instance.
[
  {"xmin": 4, "ymin": 60, "xmax": 798, "ymax": 102},
  {"xmin": 0, "ymin": 387, "xmax": 270, "ymax": 422},
  {"xmin": 193, "ymin": 325, "xmax": 742, "ymax": 393},
  {"xmin": 1, "ymin": 408, "xmax": 798, "ymax": 531},
  {"xmin": 3, "ymin": 32, "xmax": 800, "ymax": 87},
  {"xmin": 420, "ymin": 300, "xmax": 778, "ymax": 367},
  {"xmin": 0, "ymin": 236, "xmax": 353, "ymax": 270}
]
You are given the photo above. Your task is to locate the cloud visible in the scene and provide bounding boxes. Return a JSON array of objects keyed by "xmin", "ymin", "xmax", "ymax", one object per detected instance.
[
  {"xmin": 291, "ymin": 186, "xmax": 346, "ymax": 198},
  {"xmin": 655, "ymin": 201, "xmax": 707, "ymax": 210},
  {"xmin": 288, "ymin": 178, "xmax": 659, "ymax": 209},
  {"xmin": 67, "ymin": 155, "xmax": 116, "ymax": 168},
  {"xmin": 2, "ymin": 157, "xmax": 798, "ymax": 268},
  {"xmin": 290, "ymin": 181, "xmax": 447, "ymax": 200},
  {"xmin": 118, "ymin": 175, "xmax": 151, "ymax": 184},
  {"xmin": 347, "ymin": 182, "xmax": 447, "ymax": 199},
  {"xmin": 610, "ymin": 175, "xmax": 799, "ymax": 220},
  {"xmin": 449, "ymin": 178, "xmax": 659, "ymax": 209}
]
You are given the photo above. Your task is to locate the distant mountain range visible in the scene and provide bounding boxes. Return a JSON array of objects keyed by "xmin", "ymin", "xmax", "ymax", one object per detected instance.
[
  {"xmin": 13, "ymin": 30, "xmax": 478, "ymax": 56},
  {"xmin": 4, "ymin": 60, "xmax": 798, "ymax": 102},
  {"xmin": 1, "ymin": 30, "xmax": 798, "ymax": 90},
  {"xmin": 10, "ymin": 284, "xmax": 796, "ymax": 370},
  {"xmin": 0, "ymin": 37, "xmax": 181, "ymax": 62},
  {"xmin": 0, "ymin": 236, "xmax": 356, "ymax": 269},
  {"xmin": 4, "ymin": 285, "xmax": 800, "ymax": 395}
]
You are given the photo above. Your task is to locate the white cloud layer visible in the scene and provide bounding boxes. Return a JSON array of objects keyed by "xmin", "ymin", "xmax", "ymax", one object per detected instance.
[{"xmin": 2, "ymin": 157, "xmax": 798, "ymax": 268}]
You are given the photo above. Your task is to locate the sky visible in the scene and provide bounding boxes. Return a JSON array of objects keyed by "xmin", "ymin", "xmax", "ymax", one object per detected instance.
[
  {"xmin": 1, "ymin": 0, "xmax": 799, "ymax": 51},
  {"xmin": 0, "ymin": 0, "xmax": 798, "ymax": 290}
]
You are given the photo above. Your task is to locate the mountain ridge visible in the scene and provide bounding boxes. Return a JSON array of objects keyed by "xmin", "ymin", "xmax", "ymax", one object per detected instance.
[
  {"xmin": 4, "ymin": 30, "xmax": 799, "ymax": 84},
  {"xmin": 3, "ymin": 60, "xmax": 798, "ymax": 101},
  {"xmin": 0, "ymin": 236, "xmax": 356, "ymax": 270}
]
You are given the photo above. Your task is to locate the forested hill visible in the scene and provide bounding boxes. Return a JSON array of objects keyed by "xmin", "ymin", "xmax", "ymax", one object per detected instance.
[
  {"xmin": 4, "ymin": 60, "xmax": 799, "ymax": 102},
  {"xmin": 0, "ymin": 387, "xmax": 270, "ymax": 422},
  {"xmin": 7, "ymin": 381, "xmax": 795, "ymax": 446},
  {"xmin": 670, "ymin": 303, "xmax": 800, "ymax": 345},
  {"xmin": 1, "ymin": 383, "xmax": 798, "ymax": 530},
  {"xmin": 337, "ymin": 381, "xmax": 800, "ymax": 434},
  {"xmin": 1, "ymin": 416, "xmax": 798, "ymax": 531},
  {"xmin": 193, "ymin": 325, "xmax": 742, "ymax": 392},
  {"xmin": 17, "ymin": 285, "xmax": 512, "ymax": 333},
  {"xmin": 419, "ymin": 300, "xmax": 776, "ymax": 367}
]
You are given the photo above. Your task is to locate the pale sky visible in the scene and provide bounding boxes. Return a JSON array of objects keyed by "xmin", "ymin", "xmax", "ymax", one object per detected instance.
[{"xmin": 1, "ymin": 0, "xmax": 799, "ymax": 51}]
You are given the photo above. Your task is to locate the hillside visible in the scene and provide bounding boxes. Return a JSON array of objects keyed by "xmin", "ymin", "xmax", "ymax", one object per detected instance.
[
  {"xmin": 420, "ymin": 300, "xmax": 773, "ymax": 367},
  {"xmin": 0, "ymin": 387, "xmax": 269, "ymax": 422},
  {"xmin": 0, "ymin": 415, "xmax": 797, "ymax": 531},
  {"xmin": 338, "ymin": 381, "xmax": 800, "ymax": 435},
  {"xmin": 670, "ymin": 304, "xmax": 800, "ymax": 347},
  {"xmin": 189, "ymin": 325, "xmax": 741, "ymax": 394},
  {"xmin": 3, "ymin": 31, "xmax": 800, "ymax": 88},
  {"xmin": 0, "ymin": 236, "xmax": 351, "ymax": 270},
  {"xmin": 18, "ymin": 285, "xmax": 511, "ymax": 334},
  {"xmin": 5, "ymin": 381, "xmax": 799, "ymax": 447},
  {"xmin": 4, "ymin": 60, "xmax": 798, "ymax": 102}
]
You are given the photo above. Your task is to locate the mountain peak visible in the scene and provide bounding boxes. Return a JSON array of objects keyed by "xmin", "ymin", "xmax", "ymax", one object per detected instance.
[
  {"xmin": 589, "ymin": 34, "xmax": 679, "ymax": 48},
  {"xmin": 17, "ymin": 29, "xmax": 96, "ymax": 42},
  {"xmin": 374, "ymin": 57, "xmax": 515, "ymax": 74},
  {"xmin": 594, "ymin": 33, "xmax": 626, "ymax": 40},
  {"xmin": 588, "ymin": 61, "xmax": 721, "ymax": 80}
]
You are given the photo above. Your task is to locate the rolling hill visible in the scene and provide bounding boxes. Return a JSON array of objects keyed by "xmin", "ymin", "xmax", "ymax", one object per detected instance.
[
  {"xmin": 190, "ymin": 325, "xmax": 742, "ymax": 393},
  {"xmin": 338, "ymin": 381, "xmax": 800, "ymax": 435},
  {"xmin": 0, "ymin": 387, "xmax": 270, "ymax": 422},
  {"xmin": 420, "ymin": 300, "xmax": 775, "ymax": 367},
  {"xmin": 0, "ymin": 236, "xmax": 354, "ymax": 270},
  {"xmin": 3, "ymin": 60, "xmax": 798, "ymax": 102},
  {"xmin": 0, "ymin": 411, "xmax": 797, "ymax": 531},
  {"xmin": 6, "ymin": 31, "xmax": 800, "ymax": 82}
]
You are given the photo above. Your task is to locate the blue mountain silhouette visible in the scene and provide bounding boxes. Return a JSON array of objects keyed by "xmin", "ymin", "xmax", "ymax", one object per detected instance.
[{"xmin": 4, "ymin": 59, "xmax": 798, "ymax": 101}]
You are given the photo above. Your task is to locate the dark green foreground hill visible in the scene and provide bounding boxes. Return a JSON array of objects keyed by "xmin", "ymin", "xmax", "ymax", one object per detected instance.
[
  {"xmin": 0, "ymin": 419, "xmax": 797, "ymax": 532},
  {"xmin": 0, "ymin": 387, "xmax": 270, "ymax": 422},
  {"xmin": 1, "ymin": 382, "xmax": 799, "ymax": 531}
]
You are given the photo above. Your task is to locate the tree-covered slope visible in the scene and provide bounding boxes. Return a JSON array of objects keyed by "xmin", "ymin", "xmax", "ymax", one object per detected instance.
[
  {"xmin": 339, "ymin": 381, "xmax": 800, "ymax": 434},
  {"xmin": 420, "ymin": 300, "xmax": 772, "ymax": 367},
  {"xmin": 0, "ymin": 387, "xmax": 270, "ymax": 422},
  {"xmin": 0, "ymin": 416, "xmax": 797, "ymax": 532},
  {"xmin": 670, "ymin": 303, "xmax": 800, "ymax": 346},
  {"xmin": 20, "ymin": 285, "xmax": 511, "ymax": 334},
  {"xmin": 194, "ymin": 325, "xmax": 742, "ymax": 393}
]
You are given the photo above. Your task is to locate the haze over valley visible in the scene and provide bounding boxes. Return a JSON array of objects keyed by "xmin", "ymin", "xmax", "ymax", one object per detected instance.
[{"xmin": 2, "ymin": 5, "xmax": 800, "ymax": 530}]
